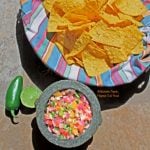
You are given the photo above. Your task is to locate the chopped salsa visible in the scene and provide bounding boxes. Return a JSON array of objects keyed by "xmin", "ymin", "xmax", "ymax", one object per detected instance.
[{"xmin": 44, "ymin": 89, "xmax": 92, "ymax": 139}]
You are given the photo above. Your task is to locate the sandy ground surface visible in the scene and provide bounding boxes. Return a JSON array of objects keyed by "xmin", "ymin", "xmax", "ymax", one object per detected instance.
[{"xmin": 0, "ymin": 0, "xmax": 150, "ymax": 150}]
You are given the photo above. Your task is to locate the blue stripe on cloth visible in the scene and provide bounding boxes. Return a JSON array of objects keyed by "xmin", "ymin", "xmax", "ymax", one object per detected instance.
[
  {"xmin": 64, "ymin": 65, "xmax": 71, "ymax": 78},
  {"xmin": 30, "ymin": 18, "xmax": 48, "ymax": 47},
  {"xmin": 89, "ymin": 77, "xmax": 97, "ymax": 86},
  {"xmin": 142, "ymin": 16, "xmax": 150, "ymax": 26},
  {"xmin": 142, "ymin": 61, "xmax": 150, "ymax": 68},
  {"xmin": 146, "ymin": 4, "xmax": 150, "ymax": 10},
  {"xmin": 101, "ymin": 70, "xmax": 114, "ymax": 86},
  {"xmin": 118, "ymin": 64, "xmax": 129, "ymax": 82},
  {"xmin": 29, "ymin": 4, "xmax": 43, "ymax": 28},
  {"xmin": 47, "ymin": 45, "xmax": 61, "ymax": 70},
  {"xmin": 137, "ymin": 54, "xmax": 150, "ymax": 68},
  {"xmin": 130, "ymin": 56, "xmax": 143, "ymax": 76},
  {"xmin": 37, "ymin": 39, "xmax": 49, "ymax": 57},
  {"xmin": 21, "ymin": 0, "xmax": 32, "ymax": 14},
  {"xmin": 118, "ymin": 69, "xmax": 128, "ymax": 82},
  {"xmin": 77, "ymin": 68, "xmax": 87, "ymax": 83}
]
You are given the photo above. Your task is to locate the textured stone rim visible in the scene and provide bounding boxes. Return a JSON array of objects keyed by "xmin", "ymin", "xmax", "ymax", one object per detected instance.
[{"xmin": 36, "ymin": 80, "xmax": 102, "ymax": 148}]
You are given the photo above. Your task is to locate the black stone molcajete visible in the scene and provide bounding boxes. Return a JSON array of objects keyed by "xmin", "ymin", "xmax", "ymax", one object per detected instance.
[{"xmin": 36, "ymin": 80, "xmax": 102, "ymax": 148}]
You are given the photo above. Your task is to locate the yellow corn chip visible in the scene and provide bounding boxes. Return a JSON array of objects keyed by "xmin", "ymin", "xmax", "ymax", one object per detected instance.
[
  {"xmin": 74, "ymin": 57, "xmax": 84, "ymax": 67},
  {"xmin": 70, "ymin": 6, "xmax": 101, "ymax": 22},
  {"xmin": 131, "ymin": 42, "xmax": 144, "ymax": 55},
  {"xmin": 43, "ymin": 0, "xmax": 56, "ymax": 13},
  {"xmin": 47, "ymin": 10, "xmax": 70, "ymax": 32},
  {"xmin": 52, "ymin": 0, "xmax": 65, "ymax": 16},
  {"xmin": 66, "ymin": 31, "xmax": 91, "ymax": 58},
  {"xmin": 118, "ymin": 13, "xmax": 143, "ymax": 27},
  {"xmin": 104, "ymin": 45, "xmax": 128, "ymax": 64},
  {"xmin": 85, "ymin": 0, "xmax": 99, "ymax": 10},
  {"xmin": 104, "ymin": 4, "xmax": 117, "ymax": 15},
  {"xmin": 97, "ymin": 0, "xmax": 108, "ymax": 10},
  {"xmin": 54, "ymin": 30, "xmax": 83, "ymax": 53},
  {"xmin": 64, "ymin": 13, "xmax": 89, "ymax": 23},
  {"xmin": 89, "ymin": 21, "xmax": 124, "ymax": 47},
  {"xmin": 65, "ymin": 57, "xmax": 76, "ymax": 65},
  {"xmin": 82, "ymin": 50, "xmax": 110, "ymax": 76},
  {"xmin": 121, "ymin": 25, "xmax": 144, "ymax": 55},
  {"xmin": 85, "ymin": 41, "xmax": 107, "ymax": 58},
  {"xmin": 68, "ymin": 22, "xmax": 95, "ymax": 31},
  {"xmin": 43, "ymin": 0, "xmax": 146, "ymax": 77},
  {"xmin": 55, "ymin": 0, "xmax": 86, "ymax": 13},
  {"xmin": 115, "ymin": 0, "xmax": 147, "ymax": 16},
  {"xmin": 100, "ymin": 11, "xmax": 124, "ymax": 25}
]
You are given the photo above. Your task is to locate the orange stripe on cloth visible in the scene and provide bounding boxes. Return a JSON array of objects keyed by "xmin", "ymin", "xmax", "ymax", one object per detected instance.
[
  {"xmin": 42, "ymin": 34, "xmax": 57, "ymax": 63},
  {"xmin": 96, "ymin": 75, "xmax": 103, "ymax": 86},
  {"xmin": 42, "ymin": 42, "xmax": 55, "ymax": 63},
  {"xmin": 20, "ymin": 0, "xmax": 28, "ymax": 5},
  {"xmin": 143, "ymin": 11, "xmax": 150, "ymax": 17}
]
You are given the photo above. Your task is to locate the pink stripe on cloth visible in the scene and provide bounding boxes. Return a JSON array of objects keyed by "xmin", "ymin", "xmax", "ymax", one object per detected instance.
[
  {"xmin": 144, "ymin": 0, "xmax": 150, "ymax": 5},
  {"xmin": 56, "ymin": 56, "xmax": 67, "ymax": 75},
  {"xmin": 22, "ymin": 0, "xmax": 41, "ymax": 25},
  {"xmin": 85, "ymin": 75, "xmax": 91, "ymax": 85},
  {"xmin": 30, "ymin": 16, "xmax": 47, "ymax": 42},
  {"xmin": 111, "ymin": 65, "xmax": 124, "ymax": 85},
  {"xmin": 129, "ymin": 58, "xmax": 138, "ymax": 77},
  {"xmin": 34, "ymin": 31, "xmax": 46, "ymax": 51},
  {"xmin": 136, "ymin": 60, "xmax": 146, "ymax": 71}
]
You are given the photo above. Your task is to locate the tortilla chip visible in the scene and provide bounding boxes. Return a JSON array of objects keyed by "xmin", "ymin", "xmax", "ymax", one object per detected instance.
[
  {"xmin": 89, "ymin": 21, "xmax": 124, "ymax": 47},
  {"xmin": 47, "ymin": 9, "xmax": 70, "ymax": 32},
  {"xmin": 68, "ymin": 22, "xmax": 95, "ymax": 31},
  {"xmin": 85, "ymin": 41, "xmax": 107, "ymax": 58},
  {"xmin": 103, "ymin": 4, "xmax": 118, "ymax": 15},
  {"xmin": 43, "ymin": 0, "xmax": 56, "ymax": 13},
  {"xmin": 100, "ymin": 11, "xmax": 124, "ymax": 25},
  {"xmin": 85, "ymin": 0, "xmax": 99, "ymax": 10},
  {"xmin": 97, "ymin": 0, "xmax": 108, "ymax": 10},
  {"xmin": 54, "ymin": 30, "xmax": 83, "ymax": 53},
  {"xmin": 74, "ymin": 57, "xmax": 84, "ymax": 67},
  {"xmin": 115, "ymin": 0, "xmax": 147, "ymax": 16},
  {"xmin": 43, "ymin": 0, "xmax": 146, "ymax": 77},
  {"xmin": 66, "ymin": 31, "xmax": 91, "ymax": 58},
  {"xmin": 121, "ymin": 25, "xmax": 144, "ymax": 55},
  {"xmin": 64, "ymin": 13, "xmax": 89, "ymax": 23},
  {"xmin": 82, "ymin": 50, "xmax": 110, "ymax": 76},
  {"xmin": 71, "ymin": 6, "xmax": 101, "ymax": 22},
  {"xmin": 118, "ymin": 13, "xmax": 143, "ymax": 27},
  {"xmin": 104, "ymin": 45, "xmax": 128, "ymax": 64},
  {"xmin": 131, "ymin": 41, "xmax": 144, "ymax": 55},
  {"xmin": 55, "ymin": 0, "xmax": 86, "ymax": 13},
  {"xmin": 65, "ymin": 57, "xmax": 76, "ymax": 65}
]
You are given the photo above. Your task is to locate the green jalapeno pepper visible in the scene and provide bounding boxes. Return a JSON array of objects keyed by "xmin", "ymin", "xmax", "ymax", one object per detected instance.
[{"xmin": 5, "ymin": 76, "xmax": 23, "ymax": 123}]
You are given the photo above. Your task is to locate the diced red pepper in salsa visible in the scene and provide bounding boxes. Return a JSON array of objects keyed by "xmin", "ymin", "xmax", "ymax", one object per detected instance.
[{"xmin": 44, "ymin": 89, "xmax": 92, "ymax": 139}]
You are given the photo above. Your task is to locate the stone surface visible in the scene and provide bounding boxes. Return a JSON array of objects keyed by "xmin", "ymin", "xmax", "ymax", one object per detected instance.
[
  {"xmin": 0, "ymin": 0, "xmax": 23, "ymax": 107},
  {"xmin": 90, "ymin": 103, "xmax": 150, "ymax": 150},
  {"xmin": 0, "ymin": 0, "xmax": 150, "ymax": 150}
]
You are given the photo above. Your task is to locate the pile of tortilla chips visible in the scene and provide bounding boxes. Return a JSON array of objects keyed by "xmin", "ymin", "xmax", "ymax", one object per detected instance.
[{"xmin": 43, "ymin": 0, "xmax": 147, "ymax": 77}]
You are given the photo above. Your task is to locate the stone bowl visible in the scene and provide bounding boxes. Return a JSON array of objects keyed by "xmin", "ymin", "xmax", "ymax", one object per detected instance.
[{"xmin": 35, "ymin": 80, "xmax": 102, "ymax": 148}]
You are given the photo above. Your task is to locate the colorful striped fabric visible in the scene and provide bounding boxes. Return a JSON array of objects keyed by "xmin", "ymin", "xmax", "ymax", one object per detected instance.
[{"xmin": 20, "ymin": 0, "xmax": 150, "ymax": 87}]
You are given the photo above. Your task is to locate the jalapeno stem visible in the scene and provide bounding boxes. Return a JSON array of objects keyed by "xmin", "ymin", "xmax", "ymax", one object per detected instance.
[{"xmin": 10, "ymin": 110, "xmax": 19, "ymax": 124}]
